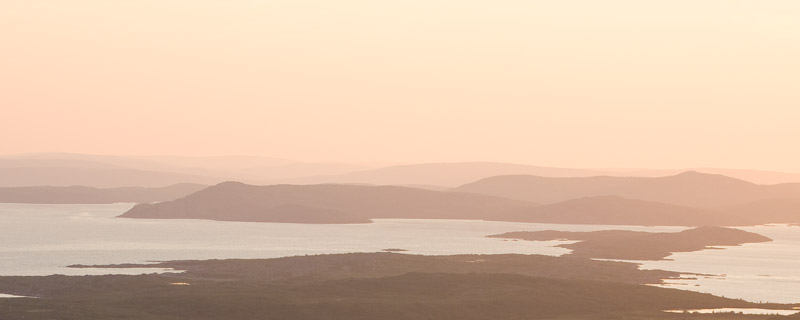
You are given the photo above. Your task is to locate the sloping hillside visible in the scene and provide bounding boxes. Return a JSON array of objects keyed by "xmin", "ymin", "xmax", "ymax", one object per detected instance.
[
  {"xmin": 121, "ymin": 182, "xmax": 532, "ymax": 224},
  {"xmin": 498, "ymin": 196, "xmax": 727, "ymax": 226},
  {"xmin": 455, "ymin": 171, "xmax": 800, "ymax": 207},
  {"xmin": 292, "ymin": 162, "xmax": 615, "ymax": 187}
]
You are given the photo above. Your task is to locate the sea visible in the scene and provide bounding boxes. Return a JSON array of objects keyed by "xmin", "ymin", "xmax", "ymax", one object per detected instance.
[{"xmin": 1, "ymin": 203, "xmax": 798, "ymax": 303}]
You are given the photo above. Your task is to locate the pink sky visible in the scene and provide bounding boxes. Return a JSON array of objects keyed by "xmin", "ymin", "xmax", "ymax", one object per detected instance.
[{"xmin": 2, "ymin": 1, "xmax": 799, "ymax": 171}]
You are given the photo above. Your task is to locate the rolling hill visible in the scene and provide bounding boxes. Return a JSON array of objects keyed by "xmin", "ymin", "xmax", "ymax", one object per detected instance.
[
  {"xmin": 497, "ymin": 196, "xmax": 727, "ymax": 226},
  {"xmin": 291, "ymin": 162, "xmax": 616, "ymax": 187},
  {"xmin": 454, "ymin": 171, "xmax": 800, "ymax": 207},
  {"xmin": 119, "ymin": 180, "xmax": 800, "ymax": 226},
  {"xmin": 722, "ymin": 198, "xmax": 800, "ymax": 225},
  {"xmin": 120, "ymin": 182, "xmax": 533, "ymax": 224}
]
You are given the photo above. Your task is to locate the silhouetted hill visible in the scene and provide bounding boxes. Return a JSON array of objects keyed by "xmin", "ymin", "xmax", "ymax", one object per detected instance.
[
  {"xmin": 682, "ymin": 168, "xmax": 800, "ymax": 185},
  {"xmin": 120, "ymin": 182, "xmax": 532, "ymax": 223},
  {"xmin": 455, "ymin": 171, "xmax": 800, "ymax": 207},
  {"xmin": 0, "ymin": 183, "xmax": 207, "ymax": 204},
  {"xmin": 499, "ymin": 196, "xmax": 728, "ymax": 226},
  {"xmin": 490, "ymin": 226, "xmax": 772, "ymax": 260},
  {"xmin": 615, "ymin": 167, "xmax": 800, "ymax": 185},
  {"xmin": 117, "ymin": 180, "xmax": 797, "ymax": 227}
]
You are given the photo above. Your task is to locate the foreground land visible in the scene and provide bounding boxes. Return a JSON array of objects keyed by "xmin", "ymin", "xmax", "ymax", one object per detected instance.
[
  {"xmin": 1, "ymin": 253, "xmax": 796, "ymax": 320},
  {"xmin": 490, "ymin": 226, "xmax": 772, "ymax": 260}
]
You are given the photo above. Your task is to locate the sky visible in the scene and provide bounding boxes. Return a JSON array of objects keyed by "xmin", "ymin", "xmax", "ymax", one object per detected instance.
[{"xmin": 1, "ymin": 1, "xmax": 799, "ymax": 171}]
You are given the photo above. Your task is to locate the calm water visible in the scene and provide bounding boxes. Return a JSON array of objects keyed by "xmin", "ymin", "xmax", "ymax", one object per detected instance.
[
  {"xmin": 636, "ymin": 224, "xmax": 800, "ymax": 303},
  {"xmin": 1, "ymin": 203, "xmax": 798, "ymax": 303},
  {"xmin": 0, "ymin": 203, "xmax": 679, "ymax": 276}
]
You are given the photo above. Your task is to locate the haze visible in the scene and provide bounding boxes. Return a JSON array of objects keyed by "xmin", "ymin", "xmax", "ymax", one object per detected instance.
[{"xmin": 2, "ymin": 0, "xmax": 799, "ymax": 171}]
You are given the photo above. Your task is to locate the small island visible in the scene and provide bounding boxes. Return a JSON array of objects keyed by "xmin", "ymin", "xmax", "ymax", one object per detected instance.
[{"xmin": 489, "ymin": 226, "xmax": 772, "ymax": 260}]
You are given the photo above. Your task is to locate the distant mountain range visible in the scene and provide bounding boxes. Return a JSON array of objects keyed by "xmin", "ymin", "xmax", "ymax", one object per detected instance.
[
  {"xmin": 289, "ymin": 162, "xmax": 615, "ymax": 187},
  {"xmin": 454, "ymin": 171, "xmax": 800, "ymax": 207},
  {"xmin": 293, "ymin": 163, "xmax": 800, "ymax": 186},
  {"xmin": 119, "ymin": 173, "xmax": 800, "ymax": 226},
  {"xmin": 0, "ymin": 184, "xmax": 207, "ymax": 204},
  {"xmin": 4, "ymin": 153, "xmax": 800, "ymax": 227},
  {"xmin": 720, "ymin": 198, "xmax": 800, "ymax": 225},
  {"xmin": 0, "ymin": 153, "xmax": 370, "ymax": 187},
  {"xmin": 5, "ymin": 153, "xmax": 800, "ymax": 188},
  {"xmin": 0, "ymin": 167, "xmax": 223, "ymax": 189},
  {"xmin": 498, "ymin": 196, "xmax": 724, "ymax": 226}
]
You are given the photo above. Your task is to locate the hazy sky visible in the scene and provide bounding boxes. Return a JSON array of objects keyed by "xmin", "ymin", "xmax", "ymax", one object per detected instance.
[{"xmin": 2, "ymin": 1, "xmax": 799, "ymax": 171}]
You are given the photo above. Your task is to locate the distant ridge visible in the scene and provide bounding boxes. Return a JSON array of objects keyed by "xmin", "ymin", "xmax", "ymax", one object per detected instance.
[
  {"xmin": 293, "ymin": 162, "xmax": 800, "ymax": 186},
  {"xmin": 0, "ymin": 166, "xmax": 226, "ymax": 188},
  {"xmin": 291, "ymin": 162, "xmax": 616, "ymax": 187},
  {"xmin": 723, "ymin": 198, "xmax": 800, "ymax": 225},
  {"xmin": 5, "ymin": 154, "xmax": 800, "ymax": 188},
  {"xmin": 454, "ymin": 171, "xmax": 800, "ymax": 207},
  {"xmin": 0, "ymin": 183, "xmax": 207, "ymax": 204},
  {"xmin": 0, "ymin": 153, "xmax": 368, "ymax": 187},
  {"xmin": 498, "ymin": 196, "xmax": 725, "ymax": 226}
]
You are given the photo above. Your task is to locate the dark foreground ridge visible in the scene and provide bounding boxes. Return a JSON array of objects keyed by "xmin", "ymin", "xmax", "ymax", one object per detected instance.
[
  {"xmin": 1, "ymin": 253, "xmax": 797, "ymax": 320},
  {"xmin": 489, "ymin": 226, "xmax": 772, "ymax": 260}
]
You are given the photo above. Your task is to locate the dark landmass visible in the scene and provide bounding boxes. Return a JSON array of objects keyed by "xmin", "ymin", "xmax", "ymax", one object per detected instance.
[
  {"xmin": 0, "ymin": 183, "xmax": 207, "ymax": 204},
  {"xmin": 499, "ymin": 195, "xmax": 730, "ymax": 226},
  {"xmin": 454, "ymin": 171, "xmax": 800, "ymax": 207},
  {"xmin": 120, "ymin": 181, "xmax": 532, "ymax": 224},
  {"xmin": 69, "ymin": 253, "xmax": 680, "ymax": 285},
  {"xmin": 1, "ymin": 253, "xmax": 796, "ymax": 320},
  {"xmin": 382, "ymin": 248, "xmax": 408, "ymax": 252},
  {"xmin": 490, "ymin": 226, "xmax": 772, "ymax": 260}
]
